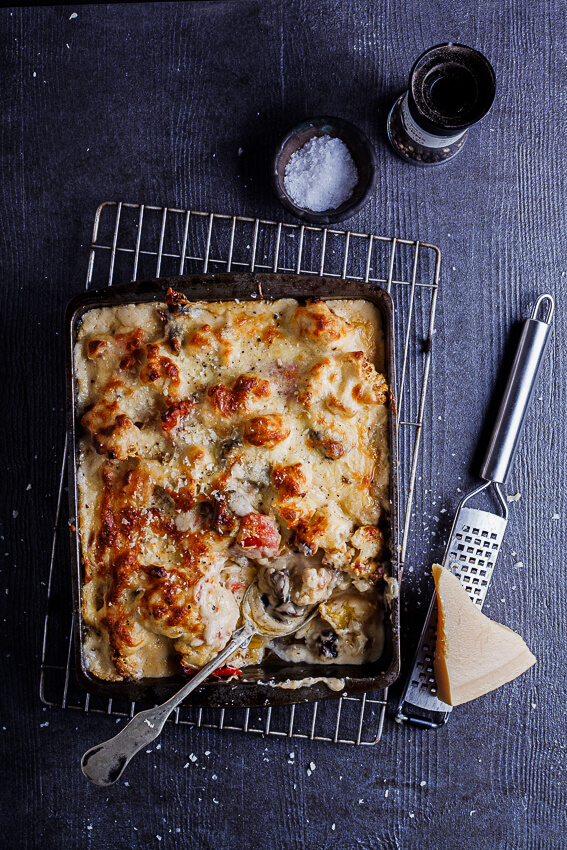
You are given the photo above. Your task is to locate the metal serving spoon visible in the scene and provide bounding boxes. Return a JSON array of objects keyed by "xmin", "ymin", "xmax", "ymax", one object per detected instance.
[{"xmin": 81, "ymin": 579, "xmax": 317, "ymax": 786}]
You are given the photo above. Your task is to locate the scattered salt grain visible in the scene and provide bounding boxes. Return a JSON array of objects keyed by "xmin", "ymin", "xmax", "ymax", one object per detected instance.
[
  {"xmin": 188, "ymin": 753, "xmax": 197, "ymax": 762},
  {"xmin": 409, "ymin": 813, "xmax": 415, "ymax": 819},
  {"xmin": 309, "ymin": 761, "xmax": 316, "ymax": 771},
  {"xmin": 87, "ymin": 825, "xmax": 93, "ymax": 831},
  {"xmin": 420, "ymin": 781, "xmax": 427, "ymax": 787},
  {"xmin": 284, "ymin": 136, "xmax": 358, "ymax": 212},
  {"xmin": 69, "ymin": 12, "xmax": 78, "ymax": 19},
  {"xmin": 12, "ymin": 511, "xmax": 18, "ymax": 519},
  {"xmin": 552, "ymin": 513, "xmax": 560, "ymax": 520},
  {"xmin": 331, "ymin": 824, "xmax": 336, "ymax": 831},
  {"xmin": 507, "ymin": 492, "xmax": 521, "ymax": 502}
]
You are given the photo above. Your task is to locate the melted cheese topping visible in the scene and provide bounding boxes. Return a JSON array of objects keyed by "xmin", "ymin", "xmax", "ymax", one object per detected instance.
[{"xmin": 75, "ymin": 295, "xmax": 390, "ymax": 681}]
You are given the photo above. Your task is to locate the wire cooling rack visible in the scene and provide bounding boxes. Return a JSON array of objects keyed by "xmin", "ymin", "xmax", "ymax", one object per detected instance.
[{"xmin": 40, "ymin": 201, "xmax": 440, "ymax": 746}]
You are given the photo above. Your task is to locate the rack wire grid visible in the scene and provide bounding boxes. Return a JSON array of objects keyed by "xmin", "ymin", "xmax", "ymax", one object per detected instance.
[{"xmin": 40, "ymin": 201, "xmax": 440, "ymax": 746}]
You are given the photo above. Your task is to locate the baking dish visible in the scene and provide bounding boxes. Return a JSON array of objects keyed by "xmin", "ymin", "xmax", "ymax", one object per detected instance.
[{"xmin": 66, "ymin": 273, "xmax": 400, "ymax": 707}]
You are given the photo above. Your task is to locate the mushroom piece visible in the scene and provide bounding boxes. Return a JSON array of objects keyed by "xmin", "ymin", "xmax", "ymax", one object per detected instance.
[
  {"xmin": 315, "ymin": 628, "xmax": 339, "ymax": 659},
  {"xmin": 264, "ymin": 566, "xmax": 291, "ymax": 604}
]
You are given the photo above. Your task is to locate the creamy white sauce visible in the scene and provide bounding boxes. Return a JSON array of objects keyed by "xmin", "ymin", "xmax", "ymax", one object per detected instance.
[{"xmin": 255, "ymin": 676, "xmax": 346, "ymax": 691}]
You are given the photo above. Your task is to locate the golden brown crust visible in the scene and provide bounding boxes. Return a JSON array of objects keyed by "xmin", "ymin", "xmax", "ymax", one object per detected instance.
[
  {"xmin": 272, "ymin": 463, "xmax": 310, "ymax": 499},
  {"xmin": 206, "ymin": 373, "xmax": 272, "ymax": 418},
  {"xmin": 291, "ymin": 299, "xmax": 354, "ymax": 345},
  {"xmin": 81, "ymin": 388, "xmax": 141, "ymax": 460},
  {"xmin": 243, "ymin": 414, "xmax": 291, "ymax": 448}
]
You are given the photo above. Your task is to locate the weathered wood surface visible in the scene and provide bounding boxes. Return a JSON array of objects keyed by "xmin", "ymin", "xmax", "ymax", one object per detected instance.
[{"xmin": 1, "ymin": 2, "xmax": 565, "ymax": 848}]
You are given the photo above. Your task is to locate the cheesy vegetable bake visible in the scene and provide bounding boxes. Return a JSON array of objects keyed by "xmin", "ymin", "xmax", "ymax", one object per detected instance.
[{"xmin": 75, "ymin": 290, "xmax": 392, "ymax": 682}]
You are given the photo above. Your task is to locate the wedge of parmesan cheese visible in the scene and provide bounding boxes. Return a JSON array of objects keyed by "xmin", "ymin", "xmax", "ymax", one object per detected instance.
[{"xmin": 432, "ymin": 564, "xmax": 536, "ymax": 706}]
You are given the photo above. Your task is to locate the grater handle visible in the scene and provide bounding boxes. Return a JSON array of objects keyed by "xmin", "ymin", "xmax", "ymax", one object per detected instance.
[{"xmin": 480, "ymin": 295, "xmax": 554, "ymax": 485}]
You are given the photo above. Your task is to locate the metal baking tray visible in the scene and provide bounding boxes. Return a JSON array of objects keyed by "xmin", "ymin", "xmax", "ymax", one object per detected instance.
[{"xmin": 66, "ymin": 272, "xmax": 400, "ymax": 707}]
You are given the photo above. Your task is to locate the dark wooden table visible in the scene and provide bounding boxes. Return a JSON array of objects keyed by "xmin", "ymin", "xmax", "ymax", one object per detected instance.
[{"xmin": 2, "ymin": 2, "xmax": 566, "ymax": 848}]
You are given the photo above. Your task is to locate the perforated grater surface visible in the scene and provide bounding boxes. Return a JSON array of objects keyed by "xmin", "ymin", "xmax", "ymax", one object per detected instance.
[{"xmin": 396, "ymin": 295, "xmax": 554, "ymax": 728}]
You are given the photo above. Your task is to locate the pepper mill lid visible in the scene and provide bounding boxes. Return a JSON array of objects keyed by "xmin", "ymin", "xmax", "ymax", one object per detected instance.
[{"xmin": 407, "ymin": 43, "xmax": 496, "ymax": 137}]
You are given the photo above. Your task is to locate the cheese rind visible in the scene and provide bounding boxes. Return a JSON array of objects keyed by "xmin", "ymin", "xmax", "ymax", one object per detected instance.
[{"xmin": 432, "ymin": 564, "xmax": 536, "ymax": 707}]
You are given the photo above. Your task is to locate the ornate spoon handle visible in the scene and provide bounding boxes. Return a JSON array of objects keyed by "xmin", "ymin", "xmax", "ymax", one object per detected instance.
[{"xmin": 81, "ymin": 624, "xmax": 255, "ymax": 786}]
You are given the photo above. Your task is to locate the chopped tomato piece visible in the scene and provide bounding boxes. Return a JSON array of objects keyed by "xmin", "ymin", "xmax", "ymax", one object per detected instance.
[
  {"xmin": 211, "ymin": 665, "xmax": 242, "ymax": 678},
  {"xmin": 236, "ymin": 513, "xmax": 280, "ymax": 559}
]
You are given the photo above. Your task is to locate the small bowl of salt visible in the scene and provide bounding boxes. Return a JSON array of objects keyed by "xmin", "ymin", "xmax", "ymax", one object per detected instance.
[{"xmin": 271, "ymin": 116, "xmax": 377, "ymax": 225}]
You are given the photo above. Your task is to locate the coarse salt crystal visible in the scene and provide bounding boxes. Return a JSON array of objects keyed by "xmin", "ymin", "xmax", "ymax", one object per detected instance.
[{"xmin": 284, "ymin": 136, "xmax": 358, "ymax": 212}]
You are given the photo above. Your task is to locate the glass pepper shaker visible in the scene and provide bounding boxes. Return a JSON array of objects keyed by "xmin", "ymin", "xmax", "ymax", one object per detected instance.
[{"xmin": 387, "ymin": 43, "xmax": 496, "ymax": 166}]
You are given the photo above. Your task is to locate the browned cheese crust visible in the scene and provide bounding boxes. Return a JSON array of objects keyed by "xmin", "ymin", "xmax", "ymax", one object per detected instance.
[{"xmin": 75, "ymin": 296, "xmax": 390, "ymax": 680}]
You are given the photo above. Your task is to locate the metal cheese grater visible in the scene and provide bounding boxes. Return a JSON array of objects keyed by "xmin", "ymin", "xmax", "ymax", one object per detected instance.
[{"xmin": 395, "ymin": 294, "xmax": 555, "ymax": 728}]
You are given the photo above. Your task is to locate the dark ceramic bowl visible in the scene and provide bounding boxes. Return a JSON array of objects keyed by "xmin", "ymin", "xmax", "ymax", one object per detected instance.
[{"xmin": 271, "ymin": 116, "xmax": 378, "ymax": 225}]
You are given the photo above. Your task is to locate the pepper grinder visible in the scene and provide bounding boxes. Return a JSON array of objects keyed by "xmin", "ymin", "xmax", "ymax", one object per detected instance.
[{"xmin": 387, "ymin": 43, "xmax": 496, "ymax": 166}]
